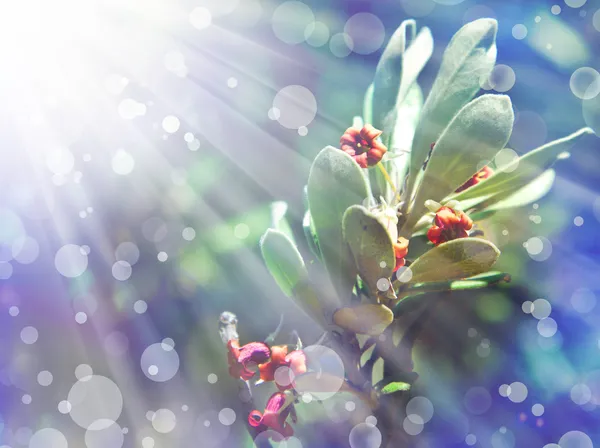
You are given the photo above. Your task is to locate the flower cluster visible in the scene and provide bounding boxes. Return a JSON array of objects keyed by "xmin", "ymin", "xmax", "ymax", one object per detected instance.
[
  {"xmin": 237, "ymin": 16, "xmax": 593, "ymax": 446},
  {"xmin": 340, "ymin": 124, "xmax": 387, "ymax": 168},
  {"xmin": 226, "ymin": 334, "xmax": 307, "ymax": 437},
  {"xmin": 426, "ymin": 206, "xmax": 473, "ymax": 246}
]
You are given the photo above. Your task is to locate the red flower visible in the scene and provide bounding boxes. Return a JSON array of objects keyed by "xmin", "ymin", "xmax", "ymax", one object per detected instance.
[
  {"xmin": 249, "ymin": 392, "xmax": 295, "ymax": 437},
  {"xmin": 340, "ymin": 124, "xmax": 387, "ymax": 168},
  {"xmin": 393, "ymin": 237, "xmax": 409, "ymax": 272},
  {"xmin": 259, "ymin": 346, "xmax": 307, "ymax": 390},
  {"xmin": 227, "ymin": 340, "xmax": 271, "ymax": 381},
  {"xmin": 427, "ymin": 206, "xmax": 473, "ymax": 246},
  {"xmin": 455, "ymin": 166, "xmax": 494, "ymax": 193}
]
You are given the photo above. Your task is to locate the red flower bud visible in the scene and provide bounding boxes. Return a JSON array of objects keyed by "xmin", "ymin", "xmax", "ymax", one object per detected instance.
[
  {"xmin": 455, "ymin": 166, "xmax": 494, "ymax": 193},
  {"xmin": 393, "ymin": 237, "xmax": 409, "ymax": 272},
  {"xmin": 227, "ymin": 340, "xmax": 271, "ymax": 381},
  {"xmin": 340, "ymin": 124, "xmax": 387, "ymax": 168},
  {"xmin": 427, "ymin": 206, "xmax": 473, "ymax": 246},
  {"xmin": 248, "ymin": 392, "xmax": 295, "ymax": 437},
  {"xmin": 258, "ymin": 346, "xmax": 307, "ymax": 391}
]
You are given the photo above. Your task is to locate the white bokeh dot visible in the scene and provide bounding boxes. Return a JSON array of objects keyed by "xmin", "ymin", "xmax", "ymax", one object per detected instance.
[
  {"xmin": 55, "ymin": 244, "xmax": 88, "ymax": 278},
  {"xmin": 112, "ymin": 261, "xmax": 132, "ymax": 281},
  {"xmin": 67, "ymin": 375, "xmax": 123, "ymax": 430},
  {"xmin": 218, "ymin": 408, "xmax": 236, "ymax": 426},
  {"xmin": 512, "ymin": 24, "xmax": 527, "ymax": 40},
  {"xmin": 29, "ymin": 428, "xmax": 68, "ymax": 448},
  {"xmin": 162, "ymin": 115, "xmax": 181, "ymax": 134},
  {"xmin": 115, "ymin": 242, "xmax": 140, "ymax": 265},
  {"xmin": 38, "ymin": 370, "xmax": 53, "ymax": 386},
  {"xmin": 112, "ymin": 149, "xmax": 135, "ymax": 175},
  {"xmin": 537, "ymin": 317, "xmax": 557, "ymax": 338},
  {"xmin": 141, "ymin": 343, "xmax": 180, "ymax": 382},
  {"xmin": 330, "ymin": 33, "xmax": 354, "ymax": 58},
  {"xmin": 532, "ymin": 298, "xmax": 552, "ymax": 320},
  {"xmin": 559, "ymin": 431, "xmax": 593, "ymax": 448},
  {"xmin": 344, "ymin": 13, "xmax": 385, "ymax": 55},
  {"xmin": 570, "ymin": 67, "xmax": 600, "ymax": 100},
  {"xmin": 349, "ymin": 422, "xmax": 382, "ymax": 447},
  {"xmin": 134, "ymin": 300, "xmax": 148, "ymax": 314},
  {"xmin": 508, "ymin": 382, "xmax": 528, "ymax": 403},
  {"xmin": 271, "ymin": 1, "xmax": 314, "ymax": 45},
  {"xmin": 152, "ymin": 408, "xmax": 177, "ymax": 433},
  {"xmin": 190, "ymin": 7, "xmax": 212, "ymax": 30},
  {"xmin": 75, "ymin": 364, "xmax": 93, "ymax": 380},
  {"xmin": 272, "ymin": 85, "xmax": 317, "ymax": 130},
  {"xmin": 532, "ymin": 403, "xmax": 544, "ymax": 416},
  {"xmin": 571, "ymin": 288, "xmax": 596, "ymax": 313},
  {"xmin": 21, "ymin": 326, "xmax": 39, "ymax": 344}
]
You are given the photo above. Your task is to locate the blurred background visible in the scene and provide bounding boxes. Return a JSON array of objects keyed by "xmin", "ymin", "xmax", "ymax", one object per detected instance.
[{"xmin": 0, "ymin": 0, "xmax": 599, "ymax": 446}]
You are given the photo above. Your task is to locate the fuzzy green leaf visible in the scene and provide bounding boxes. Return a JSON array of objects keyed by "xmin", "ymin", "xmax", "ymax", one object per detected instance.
[
  {"xmin": 372, "ymin": 21, "xmax": 432, "ymax": 131},
  {"xmin": 406, "ymin": 18, "xmax": 498, "ymax": 206},
  {"xmin": 483, "ymin": 169, "xmax": 555, "ymax": 211},
  {"xmin": 270, "ymin": 201, "xmax": 295, "ymax": 243},
  {"xmin": 390, "ymin": 83, "xmax": 424, "ymax": 194},
  {"xmin": 449, "ymin": 127, "xmax": 594, "ymax": 207},
  {"xmin": 261, "ymin": 229, "xmax": 325, "ymax": 323},
  {"xmin": 302, "ymin": 210, "xmax": 321, "ymax": 259},
  {"xmin": 408, "ymin": 237, "xmax": 500, "ymax": 283},
  {"xmin": 308, "ymin": 147, "xmax": 369, "ymax": 304},
  {"xmin": 369, "ymin": 21, "xmax": 432, "ymax": 202},
  {"xmin": 372, "ymin": 19, "xmax": 416, "ymax": 130},
  {"xmin": 380, "ymin": 381, "xmax": 411, "ymax": 394},
  {"xmin": 403, "ymin": 94, "xmax": 514, "ymax": 233},
  {"xmin": 343, "ymin": 205, "xmax": 395, "ymax": 297},
  {"xmin": 333, "ymin": 303, "xmax": 394, "ymax": 336},
  {"xmin": 260, "ymin": 229, "xmax": 307, "ymax": 297}
]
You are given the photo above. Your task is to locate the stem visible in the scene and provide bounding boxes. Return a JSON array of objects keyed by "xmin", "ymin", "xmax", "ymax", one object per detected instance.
[{"xmin": 377, "ymin": 162, "xmax": 397, "ymax": 195}]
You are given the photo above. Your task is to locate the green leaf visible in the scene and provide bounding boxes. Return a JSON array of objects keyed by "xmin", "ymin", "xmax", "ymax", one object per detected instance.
[
  {"xmin": 363, "ymin": 83, "xmax": 374, "ymax": 125},
  {"xmin": 408, "ymin": 237, "xmax": 500, "ymax": 283},
  {"xmin": 333, "ymin": 303, "xmax": 394, "ymax": 336},
  {"xmin": 403, "ymin": 94, "xmax": 514, "ymax": 233},
  {"xmin": 307, "ymin": 147, "xmax": 369, "ymax": 304},
  {"xmin": 372, "ymin": 20, "xmax": 432, "ymax": 131},
  {"xmin": 449, "ymin": 127, "xmax": 594, "ymax": 206},
  {"xmin": 261, "ymin": 229, "xmax": 325, "ymax": 323},
  {"xmin": 270, "ymin": 201, "xmax": 295, "ymax": 243},
  {"xmin": 302, "ymin": 210, "xmax": 321, "ymax": 259},
  {"xmin": 390, "ymin": 83, "xmax": 424, "ymax": 194},
  {"xmin": 369, "ymin": 21, "xmax": 433, "ymax": 203},
  {"xmin": 343, "ymin": 205, "xmax": 395, "ymax": 297},
  {"xmin": 380, "ymin": 381, "xmax": 411, "ymax": 394},
  {"xmin": 483, "ymin": 169, "xmax": 556, "ymax": 211},
  {"xmin": 260, "ymin": 229, "xmax": 307, "ymax": 297},
  {"xmin": 405, "ymin": 18, "xmax": 498, "ymax": 207}
]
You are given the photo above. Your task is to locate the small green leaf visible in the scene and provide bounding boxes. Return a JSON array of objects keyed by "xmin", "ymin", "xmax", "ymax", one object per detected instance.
[
  {"xmin": 270, "ymin": 201, "xmax": 295, "ymax": 243},
  {"xmin": 449, "ymin": 128, "xmax": 593, "ymax": 206},
  {"xmin": 408, "ymin": 237, "xmax": 500, "ymax": 283},
  {"xmin": 372, "ymin": 20, "xmax": 432, "ymax": 131},
  {"xmin": 333, "ymin": 303, "xmax": 394, "ymax": 336},
  {"xmin": 363, "ymin": 83, "xmax": 374, "ymax": 125},
  {"xmin": 260, "ymin": 229, "xmax": 307, "ymax": 297},
  {"xmin": 406, "ymin": 18, "xmax": 497, "ymax": 206},
  {"xmin": 343, "ymin": 205, "xmax": 395, "ymax": 297},
  {"xmin": 483, "ymin": 169, "xmax": 556, "ymax": 211},
  {"xmin": 380, "ymin": 381, "xmax": 411, "ymax": 394},
  {"xmin": 302, "ymin": 210, "xmax": 321, "ymax": 259},
  {"xmin": 261, "ymin": 229, "xmax": 325, "ymax": 324},
  {"xmin": 372, "ymin": 19, "xmax": 416, "ymax": 130},
  {"xmin": 308, "ymin": 147, "xmax": 369, "ymax": 304},
  {"xmin": 403, "ymin": 94, "xmax": 514, "ymax": 233},
  {"xmin": 390, "ymin": 83, "xmax": 424, "ymax": 193}
]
